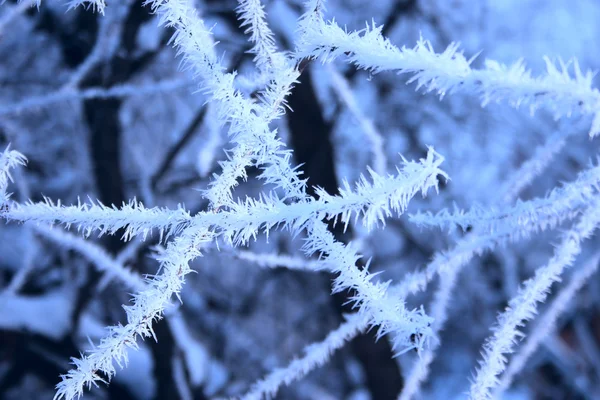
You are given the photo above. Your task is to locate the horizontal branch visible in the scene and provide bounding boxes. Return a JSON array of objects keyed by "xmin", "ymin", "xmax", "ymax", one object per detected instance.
[
  {"xmin": 297, "ymin": 18, "xmax": 600, "ymax": 136},
  {"xmin": 3, "ymin": 198, "xmax": 192, "ymax": 242},
  {"xmin": 410, "ymin": 158, "xmax": 600, "ymax": 234}
]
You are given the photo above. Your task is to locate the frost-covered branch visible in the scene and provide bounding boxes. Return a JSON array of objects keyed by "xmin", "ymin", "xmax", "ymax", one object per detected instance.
[
  {"xmin": 410, "ymin": 157, "xmax": 600, "ymax": 235},
  {"xmin": 398, "ymin": 123, "xmax": 582, "ymax": 301},
  {"xmin": 227, "ymin": 149, "xmax": 445, "ymax": 356},
  {"xmin": 63, "ymin": 0, "xmax": 106, "ymax": 14},
  {"xmin": 395, "ymin": 139, "xmax": 587, "ymax": 398},
  {"xmin": 6, "ymin": 1, "xmax": 595, "ymax": 399},
  {"xmin": 187, "ymin": 148, "xmax": 446, "ymax": 245},
  {"xmin": 19, "ymin": 0, "xmax": 107, "ymax": 14},
  {"xmin": 297, "ymin": 18, "xmax": 600, "ymax": 136},
  {"xmin": 494, "ymin": 253, "xmax": 600, "ymax": 397},
  {"xmin": 145, "ymin": 0, "xmax": 301, "ymax": 208},
  {"xmin": 305, "ymin": 222, "xmax": 433, "ymax": 353},
  {"xmin": 4, "ymin": 198, "xmax": 192, "ymax": 242},
  {"xmin": 36, "ymin": 225, "xmax": 213, "ymax": 397},
  {"xmin": 236, "ymin": 0, "xmax": 278, "ymax": 72},
  {"xmin": 42, "ymin": 137, "xmax": 444, "ymax": 399},
  {"xmin": 33, "ymin": 225, "xmax": 146, "ymax": 291},
  {"xmin": 241, "ymin": 313, "xmax": 368, "ymax": 400},
  {"xmin": 0, "ymin": 145, "xmax": 26, "ymax": 205},
  {"xmin": 53, "ymin": 227, "xmax": 213, "ymax": 400},
  {"xmin": 498, "ymin": 128, "xmax": 574, "ymax": 204},
  {"xmin": 469, "ymin": 201, "xmax": 600, "ymax": 400}
]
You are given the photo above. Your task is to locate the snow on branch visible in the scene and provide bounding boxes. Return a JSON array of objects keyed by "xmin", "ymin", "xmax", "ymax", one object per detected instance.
[
  {"xmin": 0, "ymin": 289, "xmax": 74, "ymax": 340},
  {"xmin": 296, "ymin": 17, "xmax": 600, "ymax": 136},
  {"xmin": 469, "ymin": 200, "xmax": 600, "ymax": 400}
]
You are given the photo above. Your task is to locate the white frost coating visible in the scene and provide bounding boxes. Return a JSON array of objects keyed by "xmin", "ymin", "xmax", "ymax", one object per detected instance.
[
  {"xmin": 410, "ymin": 158, "xmax": 600, "ymax": 235},
  {"xmin": 469, "ymin": 201, "xmax": 600, "ymax": 400},
  {"xmin": 297, "ymin": 17, "xmax": 600, "ymax": 137},
  {"xmin": 0, "ymin": 145, "xmax": 27, "ymax": 205},
  {"xmin": 241, "ymin": 313, "xmax": 368, "ymax": 400},
  {"xmin": 53, "ymin": 229, "xmax": 213, "ymax": 400},
  {"xmin": 495, "ymin": 253, "xmax": 600, "ymax": 396}
]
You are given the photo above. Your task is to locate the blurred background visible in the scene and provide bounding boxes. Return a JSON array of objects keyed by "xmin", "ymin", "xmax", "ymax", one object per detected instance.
[{"xmin": 1, "ymin": 0, "xmax": 600, "ymax": 399}]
